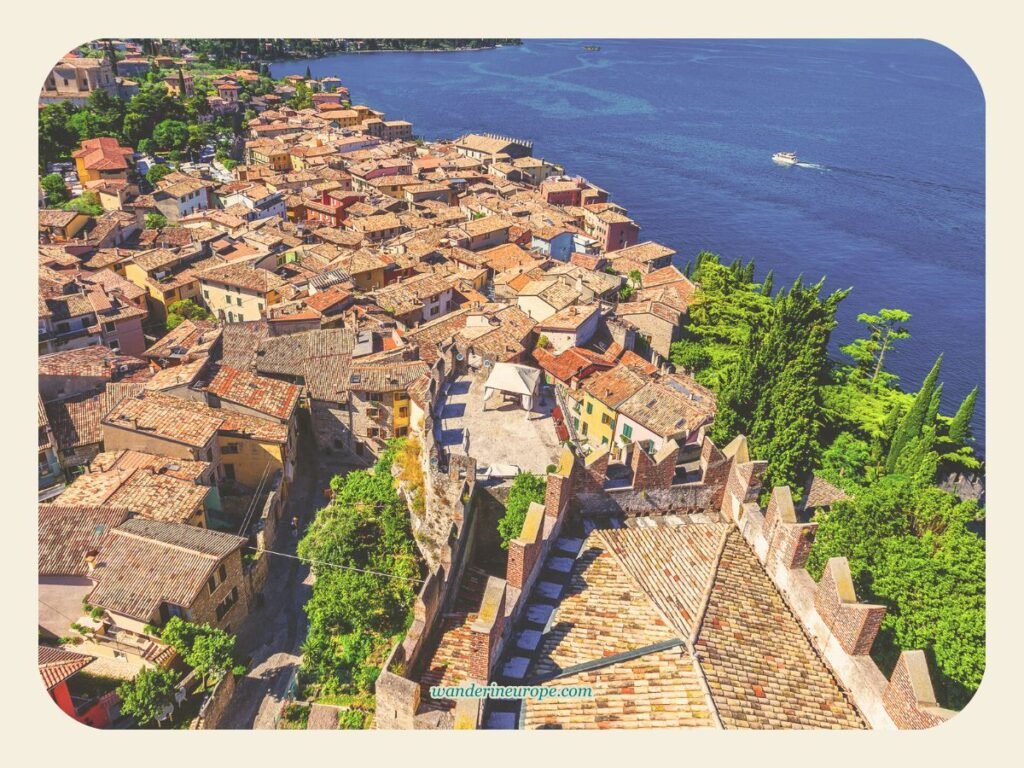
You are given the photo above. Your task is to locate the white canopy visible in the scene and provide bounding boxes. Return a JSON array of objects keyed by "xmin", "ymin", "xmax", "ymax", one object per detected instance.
[{"xmin": 483, "ymin": 362, "xmax": 541, "ymax": 411}]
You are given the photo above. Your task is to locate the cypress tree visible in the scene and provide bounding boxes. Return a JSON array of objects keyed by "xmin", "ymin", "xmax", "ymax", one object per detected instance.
[
  {"xmin": 926, "ymin": 382, "xmax": 944, "ymax": 426},
  {"xmin": 948, "ymin": 386, "xmax": 978, "ymax": 445},
  {"xmin": 885, "ymin": 355, "xmax": 943, "ymax": 474},
  {"xmin": 761, "ymin": 269, "xmax": 774, "ymax": 297},
  {"xmin": 305, "ymin": 65, "xmax": 313, "ymax": 80}
]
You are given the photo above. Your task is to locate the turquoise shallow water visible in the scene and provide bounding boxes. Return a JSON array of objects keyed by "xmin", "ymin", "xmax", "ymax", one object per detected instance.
[{"xmin": 273, "ymin": 39, "xmax": 985, "ymax": 449}]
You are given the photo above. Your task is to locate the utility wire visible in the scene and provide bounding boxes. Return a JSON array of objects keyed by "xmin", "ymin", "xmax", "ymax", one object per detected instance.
[{"xmin": 246, "ymin": 545, "xmax": 425, "ymax": 584}]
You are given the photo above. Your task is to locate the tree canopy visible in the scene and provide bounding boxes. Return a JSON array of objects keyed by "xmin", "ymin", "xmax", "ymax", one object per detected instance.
[
  {"xmin": 297, "ymin": 441, "xmax": 420, "ymax": 699},
  {"xmin": 497, "ymin": 472, "xmax": 547, "ymax": 550}
]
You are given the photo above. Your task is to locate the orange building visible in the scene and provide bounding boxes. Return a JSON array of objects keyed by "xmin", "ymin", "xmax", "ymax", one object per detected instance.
[{"xmin": 72, "ymin": 137, "xmax": 134, "ymax": 184}]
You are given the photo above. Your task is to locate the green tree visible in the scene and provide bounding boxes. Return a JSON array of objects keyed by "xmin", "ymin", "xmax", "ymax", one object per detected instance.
[
  {"xmin": 159, "ymin": 617, "xmax": 237, "ymax": 687},
  {"xmin": 153, "ymin": 119, "xmax": 190, "ymax": 151},
  {"xmin": 122, "ymin": 82, "xmax": 186, "ymax": 145},
  {"xmin": 117, "ymin": 667, "xmax": 179, "ymax": 726},
  {"xmin": 166, "ymin": 299, "xmax": 213, "ymax": 329},
  {"xmin": 40, "ymin": 173, "xmax": 70, "ymax": 206},
  {"xmin": 186, "ymin": 631, "xmax": 235, "ymax": 687},
  {"xmin": 841, "ymin": 309, "xmax": 911, "ymax": 386},
  {"xmin": 807, "ymin": 476, "xmax": 984, "ymax": 709},
  {"xmin": 713, "ymin": 278, "xmax": 848, "ymax": 490},
  {"xmin": 497, "ymin": 472, "xmax": 547, "ymax": 550},
  {"xmin": 144, "ymin": 213, "xmax": 169, "ymax": 230},
  {"xmin": 63, "ymin": 192, "xmax": 104, "ymax": 216},
  {"xmin": 38, "ymin": 102, "xmax": 80, "ymax": 168},
  {"xmin": 288, "ymin": 81, "xmax": 313, "ymax": 110},
  {"xmin": 146, "ymin": 163, "xmax": 172, "ymax": 185},
  {"xmin": 885, "ymin": 355, "xmax": 942, "ymax": 475},
  {"xmin": 296, "ymin": 441, "xmax": 420, "ymax": 697},
  {"xmin": 947, "ymin": 386, "xmax": 978, "ymax": 446}
]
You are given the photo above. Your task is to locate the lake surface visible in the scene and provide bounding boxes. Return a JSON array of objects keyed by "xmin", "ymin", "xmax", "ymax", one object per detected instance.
[{"xmin": 272, "ymin": 39, "xmax": 985, "ymax": 449}]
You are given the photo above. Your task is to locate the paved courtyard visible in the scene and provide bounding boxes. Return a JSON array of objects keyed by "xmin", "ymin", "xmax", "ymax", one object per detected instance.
[{"xmin": 439, "ymin": 374, "xmax": 562, "ymax": 476}]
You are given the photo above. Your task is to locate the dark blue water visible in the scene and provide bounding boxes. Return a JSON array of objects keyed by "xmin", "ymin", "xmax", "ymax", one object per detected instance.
[{"xmin": 273, "ymin": 39, "xmax": 985, "ymax": 450}]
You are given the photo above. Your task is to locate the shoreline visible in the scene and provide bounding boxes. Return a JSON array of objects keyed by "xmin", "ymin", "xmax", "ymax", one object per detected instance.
[{"xmin": 264, "ymin": 43, "xmax": 513, "ymax": 64}]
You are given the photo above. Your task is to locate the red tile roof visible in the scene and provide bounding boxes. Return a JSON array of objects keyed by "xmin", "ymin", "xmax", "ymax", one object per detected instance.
[
  {"xmin": 39, "ymin": 646, "xmax": 94, "ymax": 691},
  {"xmin": 71, "ymin": 137, "xmax": 134, "ymax": 172},
  {"xmin": 207, "ymin": 365, "xmax": 300, "ymax": 421}
]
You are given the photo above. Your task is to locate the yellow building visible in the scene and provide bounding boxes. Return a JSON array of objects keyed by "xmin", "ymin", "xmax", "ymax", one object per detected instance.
[
  {"xmin": 72, "ymin": 137, "xmax": 134, "ymax": 184},
  {"xmin": 198, "ymin": 261, "xmax": 288, "ymax": 324},
  {"xmin": 393, "ymin": 390, "xmax": 411, "ymax": 437},
  {"xmin": 123, "ymin": 249, "xmax": 203, "ymax": 324},
  {"xmin": 577, "ymin": 365, "xmax": 648, "ymax": 448},
  {"xmin": 247, "ymin": 143, "xmax": 293, "ymax": 171},
  {"xmin": 218, "ymin": 433, "xmax": 286, "ymax": 487}
]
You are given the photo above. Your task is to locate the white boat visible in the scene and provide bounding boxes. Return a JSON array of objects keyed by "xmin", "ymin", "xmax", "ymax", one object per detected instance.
[{"xmin": 772, "ymin": 151, "xmax": 799, "ymax": 165}]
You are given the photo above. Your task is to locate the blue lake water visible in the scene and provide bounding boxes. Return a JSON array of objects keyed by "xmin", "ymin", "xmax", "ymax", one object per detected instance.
[{"xmin": 272, "ymin": 39, "xmax": 985, "ymax": 449}]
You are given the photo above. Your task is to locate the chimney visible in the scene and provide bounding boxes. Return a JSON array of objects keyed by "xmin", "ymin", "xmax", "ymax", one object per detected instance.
[{"xmin": 84, "ymin": 550, "xmax": 99, "ymax": 572}]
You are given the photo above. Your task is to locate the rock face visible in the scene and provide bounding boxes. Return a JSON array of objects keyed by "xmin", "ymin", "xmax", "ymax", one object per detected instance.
[{"xmin": 937, "ymin": 471, "xmax": 985, "ymax": 504}]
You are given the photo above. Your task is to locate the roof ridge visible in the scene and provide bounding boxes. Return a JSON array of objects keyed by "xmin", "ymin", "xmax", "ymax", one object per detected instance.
[{"xmin": 109, "ymin": 524, "xmax": 236, "ymax": 559}]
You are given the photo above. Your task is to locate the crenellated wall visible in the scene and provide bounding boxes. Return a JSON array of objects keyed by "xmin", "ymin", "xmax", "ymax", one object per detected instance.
[
  {"xmin": 378, "ymin": 424, "xmax": 959, "ymax": 731},
  {"xmin": 719, "ymin": 439, "xmax": 957, "ymax": 730}
]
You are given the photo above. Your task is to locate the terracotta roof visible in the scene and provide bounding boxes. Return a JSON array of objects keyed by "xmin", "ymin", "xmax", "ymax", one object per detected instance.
[
  {"xmin": 103, "ymin": 391, "xmax": 223, "ymax": 448},
  {"xmin": 45, "ymin": 384, "xmax": 144, "ymax": 453},
  {"xmin": 522, "ymin": 530, "xmax": 712, "ymax": 729},
  {"xmin": 616, "ymin": 375, "xmax": 717, "ymax": 438},
  {"xmin": 348, "ymin": 360, "xmax": 430, "ymax": 393},
  {"xmin": 582, "ymin": 364, "xmax": 649, "ymax": 409},
  {"xmin": 459, "ymin": 215, "xmax": 514, "ymax": 239},
  {"xmin": 537, "ymin": 303, "xmax": 599, "ymax": 332},
  {"xmin": 610, "ymin": 241, "xmax": 676, "ymax": 264},
  {"xmin": 198, "ymin": 261, "xmax": 287, "ymax": 294},
  {"xmin": 804, "ymin": 475, "xmax": 851, "ymax": 509},
  {"xmin": 39, "ymin": 347, "xmax": 148, "ymax": 379},
  {"xmin": 523, "ymin": 647, "xmax": 712, "ymax": 730},
  {"xmin": 532, "ymin": 346, "xmax": 611, "ymax": 383},
  {"xmin": 88, "ymin": 449, "xmax": 209, "ymax": 483},
  {"xmin": 57, "ymin": 466, "xmax": 208, "ymax": 524},
  {"xmin": 88, "ymin": 518, "xmax": 246, "ymax": 622},
  {"xmin": 39, "ymin": 647, "xmax": 94, "ymax": 691},
  {"xmin": 144, "ymin": 319, "xmax": 221, "ymax": 361},
  {"xmin": 208, "ymin": 365, "xmax": 300, "ymax": 421},
  {"xmin": 39, "ymin": 209, "xmax": 85, "ymax": 229},
  {"xmin": 694, "ymin": 532, "xmax": 865, "ymax": 729},
  {"xmin": 71, "ymin": 137, "xmax": 133, "ymax": 172},
  {"xmin": 38, "ymin": 504, "xmax": 128, "ymax": 577},
  {"xmin": 144, "ymin": 357, "xmax": 208, "ymax": 392}
]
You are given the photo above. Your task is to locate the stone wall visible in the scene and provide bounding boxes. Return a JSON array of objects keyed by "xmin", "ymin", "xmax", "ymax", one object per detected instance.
[
  {"xmin": 720, "ymin": 444, "xmax": 957, "ymax": 730},
  {"xmin": 189, "ymin": 670, "xmax": 237, "ymax": 730}
]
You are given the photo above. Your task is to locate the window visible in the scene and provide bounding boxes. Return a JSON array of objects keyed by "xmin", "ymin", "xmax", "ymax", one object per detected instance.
[
  {"xmin": 585, "ymin": 402, "xmax": 593, "ymax": 415},
  {"xmin": 215, "ymin": 586, "xmax": 239, "ymax": 621},
  {"xmin": 258, "ymin": 302, "xmax": 264, "ymax": 311},
  {"xmin": 601, "ymin": 413, "xmax": 611, "ymax": 426},
  {"xmin": 204, "ymin": 289, "xmax": 210, "ymax": 299},
  {"xmin": 367, "ymin": 393, "xmax": 382, "ymax": 403},
  {"xmin": 398, "ymin": 407, "xmax": 408, "ymax": 418},
  {"xmin": 396, "ymin": 426, "xmax": 408, "ymax": 437},
  {"xmin": 102, "ymin": 321, "xmax": 115, "ymax": 333},
  {"xmin": 601, "ymin": 436, "xmax": 609, "ymax": 445},
  {"xmin": 223, "ymin": 464, "xmax": 236, "ymax": 481},
  {"xmin": 581, "ymin": 422, "xmax": 589, "ymax": 436},
  {"xmin": 622, "ymin": 423, "xmax": 633, "ymax": 440},
  {"xmin": 227, "ymin": 311, "xmax": 235, "ymax": 322},
  {"xmin": 573, "ymin": 417, "xmax": 580, "ymax": 430}
]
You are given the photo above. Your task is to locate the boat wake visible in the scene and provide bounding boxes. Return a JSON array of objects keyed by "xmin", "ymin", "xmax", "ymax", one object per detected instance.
[{"xmin": 795, "ymin": 161, "xmax": 827, "ymax": 170}]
